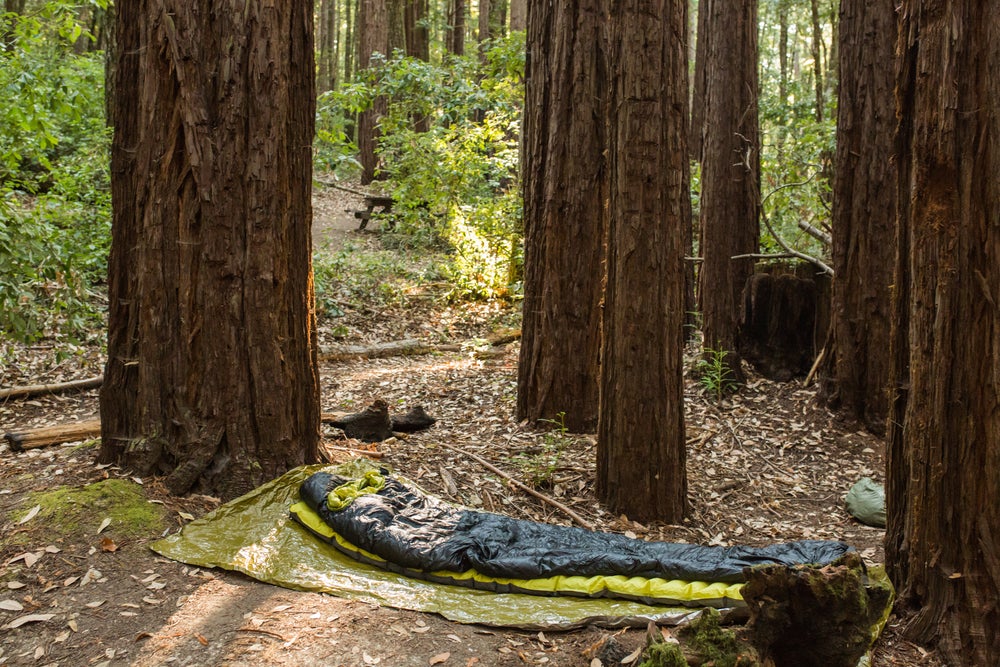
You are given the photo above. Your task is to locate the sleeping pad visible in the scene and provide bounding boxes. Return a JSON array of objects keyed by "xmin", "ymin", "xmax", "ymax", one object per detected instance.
[{"xmin": 290, "ymin": 470, "xmax": 852, "ymax": 608}]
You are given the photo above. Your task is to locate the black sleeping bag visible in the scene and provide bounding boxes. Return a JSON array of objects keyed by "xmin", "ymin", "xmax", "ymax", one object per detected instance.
[{"xmin": 293, "ymin": 470, "xmax": 851, "ymax": 588}]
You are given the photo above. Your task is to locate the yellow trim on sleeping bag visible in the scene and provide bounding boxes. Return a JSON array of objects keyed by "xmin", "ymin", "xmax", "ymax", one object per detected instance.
[{"xmin": 289, "ymin": 501, "xmax": 745, "ymax": 608}]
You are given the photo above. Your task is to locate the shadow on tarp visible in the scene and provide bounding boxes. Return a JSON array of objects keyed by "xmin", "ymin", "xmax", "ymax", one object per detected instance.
[{"xmin": 151, "ymin": 464, "xmax": 711, "ymax": 630}]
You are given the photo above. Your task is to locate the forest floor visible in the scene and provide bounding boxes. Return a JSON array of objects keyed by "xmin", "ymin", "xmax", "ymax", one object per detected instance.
[{"xmin": 0, "ymin": 185, "xmax": 943, "ymax": 666}]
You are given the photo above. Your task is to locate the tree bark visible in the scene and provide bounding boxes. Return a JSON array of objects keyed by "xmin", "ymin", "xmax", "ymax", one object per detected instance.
[
  {"xmin": 318, "ymin": 0, "xmax": 337, "ymax": 92},
  {"xmin": 358, "ymin": 0, "xmax": 388, "ymax": 184},
  {"xmin": 809, "ymin": 0, "xmax": 824, "ymax": 121},
  {"xmin": 508, "ymin": 0, "xmax": 525, "ymax": 31},
  {"xmin": 517, "ymin": 0, "xmax": 607, "ymax": 433},
  {"xmin": 886, "ymin": 3, "xmax": 1000, "ymax": 665},
  {"xmin": 824, "ymin": 0, "xmax": 896, "ymax": 434},
  {"xmin": 404, "ymin": 0, "xmax": 429, "ymax": 60},
  {"xmin": 598, "ymin": 0, "xmax": 688, "ymax": 523},
  {"xmin": 101, "ymin": 0, "xmax": 320, "ymax": 499},
  {"xmin": 446, "ymin": 0, "xmax": 465, "ymax": 56},
  {"xmin": 688, "ymin": 0, "xmax": 709, "ymax": 159},
  {"xmin": 697, "ymin": 0, "xmax": 760, "ymax": 381}
]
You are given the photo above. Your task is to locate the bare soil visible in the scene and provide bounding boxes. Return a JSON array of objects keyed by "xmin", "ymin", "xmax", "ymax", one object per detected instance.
[{"xmin": 0, "ymin": 187, "xmax": 942, "ymax": 666}]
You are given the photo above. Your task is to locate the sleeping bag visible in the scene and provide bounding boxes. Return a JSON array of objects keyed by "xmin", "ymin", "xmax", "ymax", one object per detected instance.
[{"xmin": 290, "ymin": 470, "xmax": 852, "ymax": 608}]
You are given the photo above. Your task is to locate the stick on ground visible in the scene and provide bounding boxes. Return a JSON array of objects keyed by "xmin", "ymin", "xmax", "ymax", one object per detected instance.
[{"xmin": 437, "ymin": 442, "xmax": 595, "ymax": 530}]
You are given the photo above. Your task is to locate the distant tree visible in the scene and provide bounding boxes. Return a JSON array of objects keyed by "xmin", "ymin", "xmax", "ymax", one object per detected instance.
[
  {"xmin": 517, "ymin": 0, "xmax": 606, "ymax": 433},
  {"xmin": 508, "ymin": 0, "xmax": 525, "ymax": 32},
  {"xmin": 446, "ymin": 0, "xmax": 465, "ymax": 55},
  {"xmin": 697, "ymin": 0, "xmax": 759, "ymax": 380},
  {"xmin": 598, "ymin": 0, "xmax": 688, "ymax": 523},
  {"xmin": 358, "ymin": 0, "xmax": 388, "ymax": 183},
  {"xmin": 885, "ymin": 3, "xmax": 1000, "ymax": 665},
  {"xmin": 825, "ymin": 0, "xmax": 896, "ymax": 434},
  {"xmin": 318, "ymin": 0, "xmax": 338, "ymax": 92},
  {"xmin": 100, "ymin": 0, "xmax": 320, "ymax": 499},
  {"xmin": 404, "ymin": 0, "xmax": 429, "ymax": 60}
]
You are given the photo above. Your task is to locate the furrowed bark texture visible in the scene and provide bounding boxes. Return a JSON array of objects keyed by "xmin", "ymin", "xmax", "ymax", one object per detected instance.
[
  {"xmin": 101, "ymin": 1, "xmax": 320, "ymax": 499},
  {"xmin": 697, "ymin": 0, "xmax": 759, "ymax": 378},
  {"xmin": 598, "ymin": 0, "xmax": 688, "ymax": 522},
  {"xmin": 827, "ymin": 0, "xmax": 896, "ymax": 434},
  {"xmin": 886, "ymin": 3, "xmax": 1000, "ymax": 665},
  {"xmin": 516, "ymin": 0, "xmax": 606, "ymax": 432}
]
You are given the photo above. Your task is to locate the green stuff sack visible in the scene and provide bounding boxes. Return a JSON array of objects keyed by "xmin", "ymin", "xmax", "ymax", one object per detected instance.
[{"xmin": 845, "ymin": 478, "xmax": 886, "ymax": 528}]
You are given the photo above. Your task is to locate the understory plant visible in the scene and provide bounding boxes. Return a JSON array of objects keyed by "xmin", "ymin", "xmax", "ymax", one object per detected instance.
[
  {"xmin": 696, "ymin": 347, "xmax": 739, "ymax": 401},
  {"xmin": 0, "ymin": 1, "xmax": 111, "ymax": 343},
  {"xmin": 315, "ymin": 33, "xmax": 525, "ymax": 301}
]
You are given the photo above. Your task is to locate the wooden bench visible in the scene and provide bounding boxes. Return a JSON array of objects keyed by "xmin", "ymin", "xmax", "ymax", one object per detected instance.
[{"xmin": 354, "ymin": 195, "xmax": 395, "ymax": 231}]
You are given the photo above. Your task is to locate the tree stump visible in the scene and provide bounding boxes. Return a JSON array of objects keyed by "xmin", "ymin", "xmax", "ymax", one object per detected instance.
[
  {"xmin": 741, "ymin": 552, "xmax": 892, "ymax": 667},
  {"xmin": 738, "ymin": 268, "xmax": 830, "ymax": 381},
  {"xmin": 326, "ymin": 400, "xmax": 393, "ymax": 442}
]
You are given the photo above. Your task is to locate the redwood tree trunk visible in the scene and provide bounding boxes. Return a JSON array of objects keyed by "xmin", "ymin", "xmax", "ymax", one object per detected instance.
[
  {"xmin": 404, "ymin": 0, "xmax": 429, "ymax": 60},
  {"xmin": 517, "ymin": 0, "xmax": 606, "ymax": 433},
  {"xmin": 825, "ymin": 0, "xmax": 896, "ymax": 434},
  {"xmin": 598, "ymin": 0, "xmax": 688, "ymax": 523},
  {"xmin": 318, "ymin": 0, "xmax": 337, "ymax": 92},
  {"xmin": 697, "ymin": 0, "xmax": 759, "ymax": 380},
  {"xmin": 101, "ymin": 1, "xmax": 320, "ymax": 499},
  {"xmin": 358, "ymin": 0, "xmax": 388, "ymax": 184},
  {"xmin": 886, "ymin": 3, "xmax": 1000, "ymax": 665}
]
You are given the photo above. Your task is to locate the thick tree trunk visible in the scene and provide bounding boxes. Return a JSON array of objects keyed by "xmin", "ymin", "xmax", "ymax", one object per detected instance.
[
  {"xmin": 697, "ymin": 0, "xmax": 759, "ymax": 381},
  {"xmin": 886, "ymin": 3, "xmax": 1000, "ymax": 665},
  {"xmin": 824, "ymin": 0, "xmax": 896, "ymax": 434},
  {"xmin": 101, "ymin": 1, "xmax": 320, "ymax": 499},
  {"xmin": 358, "ymin": 0, "xmax": 388, "ymax": 184},
  {"xmin": 517, "ymin": 0, "xmax": 607, "ymax": 433},
  {"xmin": 598, "ymin": 0, "xmax": 688, "ymax": 523},
  {"xmin": 388, "ymin": 0, "xmax": 406, "ymax": 52}
]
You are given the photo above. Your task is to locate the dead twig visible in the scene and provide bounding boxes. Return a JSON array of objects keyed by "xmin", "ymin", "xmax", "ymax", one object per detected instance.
[{"xmin": 436, "ymin": 443, "xmax": 595, "ymax": 530}]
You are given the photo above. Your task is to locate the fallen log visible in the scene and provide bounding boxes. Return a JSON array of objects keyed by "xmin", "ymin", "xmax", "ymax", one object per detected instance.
[
  {"xmin": 319, "ymin": 330, "xmax": 522, "ymax": 363},
  {"xmin": 319, "ymin": 339, "xmax": 459, "ymax": 362},
  {"xmin": 4, "ymin": 418, "xmax": 101, "ymax": 452},
  {"xmin": 0, "ymin": 375, "xmax": 104, "ymax": 401}
]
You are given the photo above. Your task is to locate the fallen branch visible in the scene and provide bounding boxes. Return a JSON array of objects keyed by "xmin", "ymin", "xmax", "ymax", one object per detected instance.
[
  {"xmin": 758, "ymin": 177, "xmax": 834, "ymax": 276},
  {"xmin": 4, "ymin": 418, "xmax": 101, "ymax": 452},
  {"xmin": 803, "ymin": 345, "xmax": 826, "ymax": 387},
  {"xmin": 320, "ymin": 443, "xmax": 385, "ymax": 460},
  {"xmin": 797, "ymin": 220, "xmax": 832, "ymax": 245},
  {"xmin": 437, "ymin": 443, "xmax": 595, "ymax": 530},
  {"xmin": 313, "ymin": 178, "xmax": 378, "ymax": 198},
  {"xmin": 0, "ymin": 375, "xmax": 104, "ymax": 401}
]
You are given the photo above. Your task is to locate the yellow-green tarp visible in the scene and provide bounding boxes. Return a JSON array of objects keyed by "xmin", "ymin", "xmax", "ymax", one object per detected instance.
[{"xmin": 151, "ymin": 464, "xmax": 712, "ymax": 629}]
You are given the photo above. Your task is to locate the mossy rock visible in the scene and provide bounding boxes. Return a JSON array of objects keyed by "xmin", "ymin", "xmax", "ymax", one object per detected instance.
[{"xmin": 4, "ymin": 478, "xmax": 167, "ymax": 550}]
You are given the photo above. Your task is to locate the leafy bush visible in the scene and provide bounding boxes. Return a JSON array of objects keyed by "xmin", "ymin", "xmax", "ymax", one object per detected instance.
[
  {"xmin": 315, "ymin": 33, "xmax": 525, "ymax": 301},
  {"xmin": 0, "ymin": 1, "xmax": 110, "ymax": 343}
]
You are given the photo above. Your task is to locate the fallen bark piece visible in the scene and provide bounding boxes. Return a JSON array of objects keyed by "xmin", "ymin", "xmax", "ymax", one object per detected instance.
[
  {"xmin": 4, "ymin": 419, "xmax": 101, "ymax": 452},
  {"xmin": 324, "ymin": 400, "xmax": 394, "ymax": 442},
  {"xmin": 389, "ymin": 406, "xmax": 436, "ymax": 433},
  {"xmin": 0, "ymin": 375, "xmax": 104, "ymax": 401},
  {"xmin": 741, "ymin": 551, "xmax": 893, "ymax": 667}
]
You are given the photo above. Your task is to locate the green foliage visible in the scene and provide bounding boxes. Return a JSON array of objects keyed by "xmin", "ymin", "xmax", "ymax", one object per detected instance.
[
  {"xmin": 512, "ymin": 412, "xmax": 573, "ymax": 489},
  {"xmin": 696, "ymin": 347, "xmax": 739, "ymax": 401},
  {"xmin": 315, "ymin": 34, "xmax": 525, "ymax": 301},
  {"xmin": 756, "ymin": 0, "xmax": 836, "ymax": 260},
  {"xmin": 0, "ymin": 1, "xmax": 111, "ymax": 343},
  {"xmin": 312, "ymin": 240, "xmax": 447, "ymax": 319}
]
